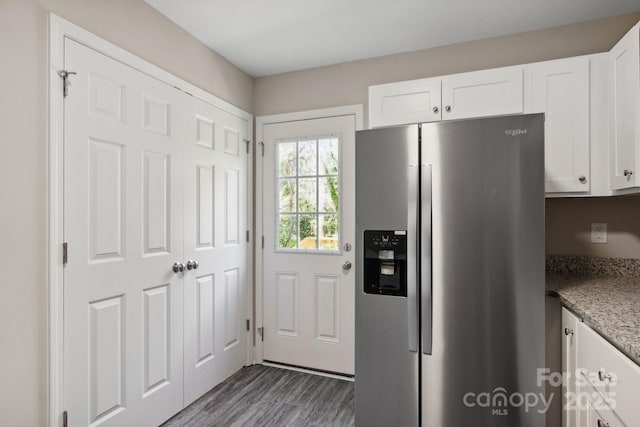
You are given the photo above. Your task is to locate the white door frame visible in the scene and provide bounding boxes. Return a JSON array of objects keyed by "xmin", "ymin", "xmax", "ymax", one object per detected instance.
[
  {"xmin": 48, "ymin": 14, "xmax": 254, "ymax": 427},
  {"xmin": 255, "ymin": 105, "xmax": 364, "ymax": 364}
]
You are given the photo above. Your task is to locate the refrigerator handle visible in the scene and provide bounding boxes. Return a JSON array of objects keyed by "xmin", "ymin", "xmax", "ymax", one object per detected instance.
[
  {"xmin": 421, "ymin": 164, "xmax": 433, "ymax": 355},
  {"xmin": 407, "ymin": 163, "xmax": 419, "ymax": 353}
]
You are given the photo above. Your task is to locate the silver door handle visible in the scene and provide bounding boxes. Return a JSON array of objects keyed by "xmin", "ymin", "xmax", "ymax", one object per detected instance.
[
  {"xmin": 172, "ymin": 262, "xmax": 185, "ymax": 273},
  {"xmin": 421, "ymin": 164, "xmax": 433, "ymax": 355},
  {"xmin": 186, "ymin": 260, "xmax": 199, "ymax": 270},
  {"xmin": 342, "ymin": 261, "xmax": 352, "ymax": 270}
]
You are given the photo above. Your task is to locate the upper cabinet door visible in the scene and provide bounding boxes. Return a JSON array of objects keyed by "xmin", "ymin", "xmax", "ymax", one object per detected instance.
[
  {"xmin": 530, "ymin": 57, "xmax": 590, "ymax": 193},
  {"xmin": 369, "ymin": 77, "xmax": 441, "ymax": 128},
  {"xmin": 610, "ymin": 22, "xmax": 640, "ymax": 191},
  {"xmin": 441, "ymin": 66, "xmax": 524, "ymax": 120}
]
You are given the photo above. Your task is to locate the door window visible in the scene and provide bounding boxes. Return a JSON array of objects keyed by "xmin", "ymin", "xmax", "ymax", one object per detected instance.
[{"xmin": 276, "ymin": 137, "xmax": 340, "ymax": 252}]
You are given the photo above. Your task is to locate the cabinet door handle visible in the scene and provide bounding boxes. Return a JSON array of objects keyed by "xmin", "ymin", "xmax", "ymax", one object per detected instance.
[
  {"xmin": 597, "ymin": 419, "xmax": 610, "ymax": 427},
  {"xmin": 445, "ymin": 105, "xmax": 452, "ymax": 113},
  {"xmin": 564, "ymin": 327, "xmax": 574, "ymax": 336},
  {"xmin": 598, "ymin": 369, "xmax": 613, "ymax": 382},
  {"xmin": 624, "ymin": 169, "xmax": 633, "ymax": 177},
  {"xmin": 433, "ymin": 106, "xmax": 439, "ymax": 114},
  {"xmin": 578, "ymin": 176, "xmax": 586, "ymax": 183}
]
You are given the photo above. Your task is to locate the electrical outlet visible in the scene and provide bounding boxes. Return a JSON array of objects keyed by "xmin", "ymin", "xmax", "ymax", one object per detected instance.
[{"xmin": 591, "ymin": 223, "xmax": 607, "ymax": 244}]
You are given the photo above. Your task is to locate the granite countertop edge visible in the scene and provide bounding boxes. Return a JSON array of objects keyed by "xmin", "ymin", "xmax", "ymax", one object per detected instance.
[{"xmin": 546, "ymin": 278, "xmax": 640, "ymax": 367}]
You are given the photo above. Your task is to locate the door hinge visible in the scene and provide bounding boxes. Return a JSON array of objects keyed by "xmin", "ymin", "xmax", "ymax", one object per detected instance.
[
  {"xmin": 244, "ymin": 139, "xmax": 251, "ymax": 154},
  {"xmin": 261, "ymin": 235, "xmax": 264, "ymax": 249},
  {"xmin": 62, "ymin": 242, "xmax": 68, "ymax": 265},
  {"xmin": 62, "ymin": 410, "xmax": 68, "ymax": 427},
  {"xmin": 258, "ymin": 141, "xmax": 264, "ymax": 157},
  {"xmin": 58, "ymin": 70, "xmax": 77, "ymax": 98},
  {"xmin": 246, "ymin": 319, "xmax": 250, "ymax": 331},
  {"xmin": 258, "ymin": 327, "xmax": 264, "ymax": 341},
  {"xmin": 246, "ymin": 230, "xmax": 250, "ymax": 242}
]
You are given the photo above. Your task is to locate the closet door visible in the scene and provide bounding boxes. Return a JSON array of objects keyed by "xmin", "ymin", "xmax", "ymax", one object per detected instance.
[
  {"xmin": 183, "ymin": 96, "xmax": 250, "ymax": 405},
  {"xmin": 63, "ymin": 39, "xmax": 187, "ymax": 426}
]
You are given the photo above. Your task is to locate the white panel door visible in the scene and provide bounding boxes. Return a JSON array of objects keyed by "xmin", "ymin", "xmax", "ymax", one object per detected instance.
[
  {"xmin": 261, "ymin": 115, "xmax": 355, "ymax": 375},
  {"xmin": 64, "ymin": 39, "xmax": 186, "ymax": 426},
  {"xmin": 183, "ymin": 97, "xmax": 249, "ymax": 405},
  {"xmin": 441, "ymin": 66, "xmax": 524, "ymax": 120},
  {"xmin": 530, "ymin": 57, "xmax": 590, "ymax": 193}
]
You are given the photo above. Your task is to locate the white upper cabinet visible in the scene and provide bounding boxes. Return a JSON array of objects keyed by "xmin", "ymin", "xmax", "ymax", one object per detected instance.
[
  {"xmin": 528, "ymin": 57, "xmax": 590, "ymax": 193},
  {"xmin": 369, "ymin": 77, "xmax": 441, "ymax": 127},
  {"xmin": 610, "ymin": 22, "xmax": 640, "ymax": 191},
  {"xmin": 369, "ymin": 65, "xmax": 524, "ymax": 128},
  {"xmin": 441, "ymin": 66, "xmax": 524, "ymax": 120}
]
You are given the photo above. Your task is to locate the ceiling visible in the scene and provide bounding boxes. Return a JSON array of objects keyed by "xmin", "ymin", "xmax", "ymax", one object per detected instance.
[{"xmin": 145, "ymin": 0, "xmax": 640, "ymax": 77}]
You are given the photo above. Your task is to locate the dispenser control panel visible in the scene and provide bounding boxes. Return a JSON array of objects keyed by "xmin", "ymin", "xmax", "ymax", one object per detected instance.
[{"xmin": 363, "ymin": 230, "xmax": 407, "ymax": 296}]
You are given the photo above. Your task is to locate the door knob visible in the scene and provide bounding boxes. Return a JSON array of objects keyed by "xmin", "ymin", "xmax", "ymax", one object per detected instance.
[
  {"xmin": 172, "ymin": 262, "xmax": 185, "ymax": 273},
  {"xmin": 445, "ymin": 105, "xmax": 452, "ymax": 113},
  {"xmin": 578, "ymin": 176, "xmax": 586, "ymax": 183},
  {"xmin": 624, "ymin": 169, "xmax": 633, "ymax": 177},
  {"xmin": 433, "ymin": 106, "xmax": 439, "ymax": 114},
  {"xmin": 343, "ymin": 261, "xmax": 352, "ymax": 271},
  {"xmin": 186, "ymin": 260, "xmax": 199, "ymax": 270},
  {"xmin": 564, "ymin": 327, "xmax": 574, "ymax": 336}
]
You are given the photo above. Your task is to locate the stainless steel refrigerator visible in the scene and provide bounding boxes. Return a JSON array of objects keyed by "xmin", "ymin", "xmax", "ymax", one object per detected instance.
[{"xmin": 355, "ymin": 114, "xmax": 545, "ymax": 427}]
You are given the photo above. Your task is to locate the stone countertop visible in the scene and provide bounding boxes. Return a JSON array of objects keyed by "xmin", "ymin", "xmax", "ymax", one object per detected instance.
[{"xmin": 546, "ymin": 274, "xmax": 640, "ymax": 366}]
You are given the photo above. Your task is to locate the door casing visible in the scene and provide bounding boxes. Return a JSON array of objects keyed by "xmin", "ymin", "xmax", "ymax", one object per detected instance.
[
  {"xmin": 48, "ymin": 14, "xmax": 253, "ymax": 427},
  {"xmin": 254, "ymin": 105, "xmax": 364, "ymax": 365}
]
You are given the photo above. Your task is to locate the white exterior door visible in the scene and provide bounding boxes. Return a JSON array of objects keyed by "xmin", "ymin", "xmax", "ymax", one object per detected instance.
[
  {"xmin": 64, "ymin": 39, "xmax": 186, "ymax": 426},
  {"xmin": 63, "ymin": 38, "xmax": 251, "ymax": 425},
  {"xmin": 260, "ymin": 115, "xmax": 356, "ymax": 375},
  {"xmin": 183, "ymin": 95, "xmax": 250, "ymax": 405}
]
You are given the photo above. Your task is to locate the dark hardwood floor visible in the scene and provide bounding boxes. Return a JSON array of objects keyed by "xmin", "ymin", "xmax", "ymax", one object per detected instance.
[{"xmin": 162, "ymin": 365, "xmax": 355, "ymax": 426}]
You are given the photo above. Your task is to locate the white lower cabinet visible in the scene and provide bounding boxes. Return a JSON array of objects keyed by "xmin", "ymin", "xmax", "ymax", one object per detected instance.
[
  {"xmin": 562, "ymin": 310, "xmax": 640, "ymax": 427},
  {"xmin": 562, "ymin": 308, "xmax": 579, "ymax": 427}
]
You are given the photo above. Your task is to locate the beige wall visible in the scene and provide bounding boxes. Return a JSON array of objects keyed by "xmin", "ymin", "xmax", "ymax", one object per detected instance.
[
  {"xmin": 546, "ymin": 196, "xmax": 640, "ymax": 257},
  {"xmin": 253, "ymin": 12, "xmax": 640, "ymax": 259},
  {"xmin": 0, "ymin": 1, "xmax": 252, "ymax": 425}
]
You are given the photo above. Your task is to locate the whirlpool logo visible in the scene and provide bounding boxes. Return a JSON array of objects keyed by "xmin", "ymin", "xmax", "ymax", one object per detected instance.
[{"xmin": 504, "ymin": 128, "xmax": 528, "ymax": 136}]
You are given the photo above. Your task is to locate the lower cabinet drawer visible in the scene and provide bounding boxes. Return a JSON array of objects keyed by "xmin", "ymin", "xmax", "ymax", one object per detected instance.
[{"xmin": 577, "ymin": 322, "xmax": 640, "ymax": 424}]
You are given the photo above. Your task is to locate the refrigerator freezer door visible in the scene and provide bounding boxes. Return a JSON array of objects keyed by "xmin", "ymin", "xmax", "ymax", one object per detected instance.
[
  {"xmin": 355, "ymin": 125, "xmax": 419, "ymax": 427},
  {"xmin": 421, "ymin": 114, "xmax": 545, "ymax": 427}
]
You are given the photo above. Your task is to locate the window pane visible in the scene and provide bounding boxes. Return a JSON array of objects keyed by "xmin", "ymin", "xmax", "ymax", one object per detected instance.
[
  {"xmin": 299, "ymin": 215, "xmax": 317, "ymax": 249},
  {"xmin": 319, "ymin": 138, "xmax": 339, "ymax": 175},
  {"xmin": 298, "ymin": 178, "xmax": 317, "ymax": 213},
  {"xmin": 319, "ymin": 176, "xmax": 339, "ymax": 213},
  {"xmin": 319, "ymin": 214, "xmax": 339, "ymax": 250},
  {"xmin": 279, "ymin": 179, "xmax": 297, "ymax": 212},
  {"xmin": 298, "ymin": 140, "xmax": 317, "ymax": 176},
  {"xmin": 279, "ymin": 215, "xmax": 297, "ymax": 248},
  {"xmin": 278, "ymin": 142, "xmax": 297, "ymax": 177}
]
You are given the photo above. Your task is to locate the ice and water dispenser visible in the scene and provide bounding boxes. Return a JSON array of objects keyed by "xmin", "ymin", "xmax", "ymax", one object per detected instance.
[{"xmin": 363, "ymin": 230, "xmax": 407, "ymax": 296}]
